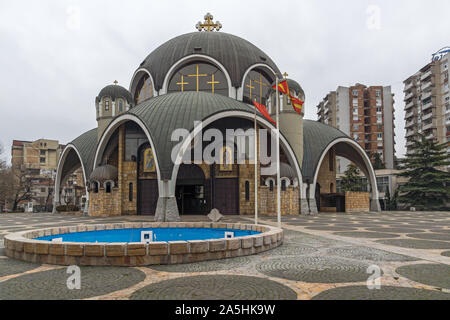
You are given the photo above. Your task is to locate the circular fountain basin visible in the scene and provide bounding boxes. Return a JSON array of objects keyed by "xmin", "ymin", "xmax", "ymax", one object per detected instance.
[{"xmin": 4, "ymin": 222, "xmax": 283, "ymax": 266}]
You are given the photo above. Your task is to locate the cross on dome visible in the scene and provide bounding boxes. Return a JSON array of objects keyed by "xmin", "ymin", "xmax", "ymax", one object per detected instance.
[{"xmin": 195, "ymin": 13, "xmax": 222, "ymax": 32}]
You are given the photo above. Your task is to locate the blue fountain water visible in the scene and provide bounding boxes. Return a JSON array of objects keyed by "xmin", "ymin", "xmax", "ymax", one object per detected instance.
[{"xmin": 35, "ymin": 228, "xmax": 259, "ymax": 243}]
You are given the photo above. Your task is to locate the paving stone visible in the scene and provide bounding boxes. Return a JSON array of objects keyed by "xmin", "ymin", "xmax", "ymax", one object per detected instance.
[
  {"xmin": 364, "ymin": 227, "xmax": 425, "ymax": 234},
  {"xmin": 376, "ymin": 239, "xmax": 450, "ymax": 249},
  {"xmin": 149, "ymin": 255, "xmax": 253, "ymax": 273},
  {"xmin": 256, "ymin": 256, "xmax": 373, "ymax": 283},
  {"xmin": 305, "ymin": 226, "xmax": 358, "ymax": 231},
  {"xmin": 0, "ymin": 267, "xmax": 146, "ymax": 300},
  {"xmin": 406, "ymin": 233, "xmax": 450, "ymax": 241},
  {"xmin": 130, "ymin": 275, "xmax": 297, "ymax": 300},
  {"xmin": 0, "ymin": 258, "xmax": 41, "ymax": 277},
  {"xmin": 396, "ymin": 264, "xmax": 450, "ymax": 289},
  {"xmin": 333, "ymin": 231, "xmax": 400, "ymax": 239},
  {"xmin": 312, "ymin": 285, "xmax": 450, "ymax": 300},
  {"xmin": 326, "ymin": 246, "xmax": 418, "ymax": 262}
]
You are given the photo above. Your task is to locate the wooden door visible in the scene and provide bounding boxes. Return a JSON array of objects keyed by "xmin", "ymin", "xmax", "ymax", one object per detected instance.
[
  {"xmin": 214, "ymin": 178, "xmax": 238, "ymax": 215},
  {"xmin": 138, "ymin": 179, "xmax": 158, "ymax": 215}
]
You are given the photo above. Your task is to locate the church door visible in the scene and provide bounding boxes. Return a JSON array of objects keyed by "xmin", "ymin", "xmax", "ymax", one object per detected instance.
[
  {"xmin": 138, "ymin": 179, "xmax": 158, "ymax": 215},
  {"xmin": 214, "ymin": 178, "xmax": 238, "ymax": 215}
]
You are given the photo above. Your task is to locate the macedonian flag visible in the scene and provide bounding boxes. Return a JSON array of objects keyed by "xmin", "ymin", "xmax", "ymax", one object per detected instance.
[
  {"xmin": 272, "ymin": 80, "xmax": 289, "ymax": 95},
  {"xmin": 289, "ymin": 96, "xmax": 304, "ymax": 115},
  {"xmin": 252, "ymin": 100, "xmax": 276, "ymax": 125}
]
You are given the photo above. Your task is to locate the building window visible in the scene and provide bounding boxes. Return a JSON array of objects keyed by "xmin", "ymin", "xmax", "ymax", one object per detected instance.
[
  {"xmin": 105, "ymin": 99, "xmax": 110, "ymax": 111},
  {"xmin": 375, "ymin": 90, "xmax": 381, "ymax": 97},
  {"xmin": 129, "ymin": 183, "xmax": 133, "ymax": 201},
  {"xmin": 105, "ymin": 182, "xmax": 112, "ymax": 193},
  {"xmin": 281, "ymin": 179, "xmax": 286, "ymax": 191},
  {"xmin": 41, "ymin": 187, "xmax": 46, "ymax": 193},
  {"xmin": 40, "ymin": 150, "xmax": 46, "ymax": 156},
  {"xmin": 40, "ymin": 157, "xmax": 45, "ymax": 163},
  {"xmin": 352, "ymin": 98, "xmax": 358, "ymax": 107},
  {"xmin": 352, "ymin": 90, "xmax": 358, "ymax": 96},
  {"xmin": 245, "ymin": 181, "xmax": 250, "ymax": 201},
  {"xmin": 118, "ymin": 100, "xmax": 123, "ymax": 113},
  {"xmin": 269, "ymin": 180, "xmax": 274, "ymax": 191},
  {"xmin": 93, "ymin": 182, "xmax": 99, "ymax": 193}
]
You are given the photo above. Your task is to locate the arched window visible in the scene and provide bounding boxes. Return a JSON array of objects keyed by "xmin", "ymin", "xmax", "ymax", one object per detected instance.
[
  {"xmin": 245, "ymin": 181, "xmax": 250, "ymax": 201},
  {"xmin": 219, "ymin": 145, "xmax": 233, "ymax": 171},
  {"xmin": 118, "ymin": 99, "xmax": 123, "ymax": 113},
  {"xmin": 104, "ymin": 99, "xmax": 110, "ymax": 111},
  {"xmin": 105, "ymin": 182, "xmax": 112, "ymax": 193},
  {"xmin": 281, "ymin": 179, "xmax": 287, "ymax": 191},
  {"xmin": 167, "ymin": 61, "xmax": 228, "ymax": 96},
  {"xmin": 129, "ymin": 183, "xmax": 133, "ymax": 201},
  {"xmin": 93, "ymin": 181, "xmax": 99, "ymax": 193},
  {"xmin": 269, "ymin": 179, "xmax": 274, "ymax": 191},
  {"xmin": 242, "ymin": 68, "xmax": 274, "ymax": 106},
  {"xmin": 135, "ymin": 74, "xmax": 154, "ymax": 104},
  {"xmin": 330, "ymin": 183, "xmax": 334, "ymax": 193}
]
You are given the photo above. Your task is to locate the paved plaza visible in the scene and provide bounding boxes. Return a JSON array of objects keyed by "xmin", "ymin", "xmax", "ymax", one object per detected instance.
[{"xmin": 0, "ymin": 211, "xmax": 449, "ymax": 300}]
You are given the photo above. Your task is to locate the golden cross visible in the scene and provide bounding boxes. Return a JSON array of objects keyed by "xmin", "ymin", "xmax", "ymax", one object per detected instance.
[
  {"xmin": 207, "ymin": 74, "xmax": 220, "ymax": 93},
  {"xmin": 188, "ymin": 64, "xmax": 207, "ymax": 91},
  {"xmin": 283, "ymin": 72, "xmax": 288, "ymax": 79},
  {"xmin": 253, "ymin": 73, "xmax": 267, "ymax": 104},
  {"xmin": 196, "ymin": 13, "xmax": 222, "ymax": 32},
  {"xmin": 246, "ymin": 79, "xmax": 255, "ymax": 101},
  {"xmin": 113, "ymin": 80, "xmax": 118, "ymax": 85},
  {"xmin": 176, "ymin": 75, "xmax": 188, "ymax": 92}
]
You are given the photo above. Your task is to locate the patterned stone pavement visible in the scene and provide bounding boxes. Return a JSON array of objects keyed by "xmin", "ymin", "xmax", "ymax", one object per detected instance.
[{"xmin": 0, "ymin": 211, "xmax": 449, "ymax": 300}]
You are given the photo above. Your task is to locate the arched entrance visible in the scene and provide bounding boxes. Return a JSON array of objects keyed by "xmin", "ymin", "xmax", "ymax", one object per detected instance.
[
  {"xmin": 175, "ymin": 164, "xmax": 207, "ymax": 215},
  {"xmin": 137, "ymin": 142, "xmax": 158, "ymax": 215}
]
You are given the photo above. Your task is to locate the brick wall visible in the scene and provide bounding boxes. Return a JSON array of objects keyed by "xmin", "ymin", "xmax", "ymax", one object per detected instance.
[
  {"xmin": 345, "ymin": 191, "xmax": 370, "ymax": 212},
  {"xmin": 89, "ymin": 188, "xmax": 121, "ymax": 216}
]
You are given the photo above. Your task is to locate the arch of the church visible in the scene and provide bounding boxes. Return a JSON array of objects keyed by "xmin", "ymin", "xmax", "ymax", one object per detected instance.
[
  {"xmin": 160, "ymin": 54, "xmax": 234, "ymax": 97},
  {"xmin": 311, "ymin": 137, "xmax": 380, "ymax": 212},
  {"xmin": 54, "ymin": 144, "xmax": 88, "ymax": 212},
  {"xmin": 129, "ymin": 68, "xmax": 155, "ymax": 102},
  {"xmin": 238, "ymin": 63, "xmax": 279, "ymax": 102}
]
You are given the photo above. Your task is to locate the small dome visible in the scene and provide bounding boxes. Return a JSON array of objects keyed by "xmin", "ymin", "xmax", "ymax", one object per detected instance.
[
  {"xmin": 89, "ymin": 164, "xmax": 118, "ymax": 183},
  {"xmin": 262, "ymin": 162, "xmax": 296, "ymax": 179},
  {"xmin": 285, "ymin": 79, "xmax": 305, "ymax": 100},
  {"xmin": 96, "ymin": 83, "xmax": 133, "ymax": 104}
]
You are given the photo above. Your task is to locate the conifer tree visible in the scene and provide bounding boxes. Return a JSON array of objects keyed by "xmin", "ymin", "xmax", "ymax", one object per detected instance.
[
  {"xmin": 340, "ymin": 164, "xmax": 366, "ymax": 192},
  {"xmin": 397, "ymin": 134, "xmax": 450, "ymax": 210}
]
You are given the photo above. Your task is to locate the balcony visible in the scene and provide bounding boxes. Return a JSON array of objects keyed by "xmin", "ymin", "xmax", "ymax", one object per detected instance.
[
  {"xmin": 422, "ymin": 100, "xmax": 433, "ymax": 111},
  {"xmin": 422, "ymin": 120, "xmax": 435, "ymax": 131},
  {"xmin": 421, "ymin": 112, "xmax": 433, "ymax": 121},
  {"xmin": 405, "ymin": 100, "xmax": 415, "ymax": 110},
  {"xmin": 405, "ymin": 120, "xmax": 416, "ymax": 128},
  {"xmin": 422, "ymin": 90, "xmax": 432, "ymax": 100},
  {"xmin": 421, "ymin": 80, "xmax": 433, "ymax": 91},
  {"xmin": 406, "ymin": 140, "xmax": 415, "ymax": 147},
  {"xmin": 420, "ymin": 70, "xmax": 432, "ymax": 81},
  {"xmin": 403, "ymin": 82, "xmax": 414, "ymax": 92},
  {"xmin": 405, "ymin": 130, "xmax": 416, "ymax": 138},
  {"xmin": 405, "ymin": 110, "xmax": 414, "ymax": 119},
  {"xmin": 404, "ymin": 92, "xmax": 414, "ymax": 101}
]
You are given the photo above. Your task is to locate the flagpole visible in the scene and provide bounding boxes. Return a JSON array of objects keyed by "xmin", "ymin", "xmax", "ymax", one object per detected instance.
[
  {"xmin": 254, "ymin": 97, "xmax": 258, "ymax": 225},
  {"xmin": 276, "ymin": 77, "xmax": 281, "ymax": 229}
]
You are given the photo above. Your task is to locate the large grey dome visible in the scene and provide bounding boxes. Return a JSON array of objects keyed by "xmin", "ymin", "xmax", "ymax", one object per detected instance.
[{"xmin": 137, "ymin": 32, "xmax": 281, "ymax": 91}]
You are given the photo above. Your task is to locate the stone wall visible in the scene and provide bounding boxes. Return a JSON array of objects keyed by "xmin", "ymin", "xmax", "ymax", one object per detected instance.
[
  {"xmin": 316, "ymin": 148, "xmax": 337, "ymax": 195},
  {"xmin": 345, "ymin": 191, "xmax": 370, "ymax": 212},
  {"xmin": 89, "ymin": 188, "xmax": 121, "ymax": 216}
]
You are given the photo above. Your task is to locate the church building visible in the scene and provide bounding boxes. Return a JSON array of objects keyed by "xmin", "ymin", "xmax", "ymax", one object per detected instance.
[{"xmin": 54, "ymin": 14, "xmax": 380, "ymax": 221}]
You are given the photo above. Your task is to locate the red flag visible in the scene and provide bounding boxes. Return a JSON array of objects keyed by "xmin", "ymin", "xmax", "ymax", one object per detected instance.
[
  {"xmin": 252, "ymin": 100, "xmax": 276, "ymax": 125},
  {"xmin": 289, "ymin": 95, "xmax": 304, "ymax": 115},
  {"xmin": 272, "ymin": 80, "xmax": 289, "ymax": 95}
]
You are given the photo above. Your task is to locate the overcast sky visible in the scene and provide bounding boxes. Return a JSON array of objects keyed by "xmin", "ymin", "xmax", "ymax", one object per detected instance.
[{"xmin": 1, "ymin": 0, "xmax": 449, "ymax": 164}]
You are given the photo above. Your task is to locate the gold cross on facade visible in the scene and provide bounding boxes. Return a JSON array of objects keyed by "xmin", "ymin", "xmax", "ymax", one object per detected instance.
[
  {"xmin": 246, "ymin": 79, "xmax": 255, "ymax": 101},
  {"xmin": 188, "ymin": 64, "xmax": 207, "ymax": 91},
  {"xmin": 176, "ymin": 75, "xmax": 188, "ymax": 92},
  {"xmin": 253, "ymin": 73, "xmax": 267, "ymax": 103},
  {"xmin": 207, "ymin": 74, "xmax": 220, "ymax": 93},
  {"xmin": 196, "ymin": 13, "xmax": 222, "ymax": 32}
]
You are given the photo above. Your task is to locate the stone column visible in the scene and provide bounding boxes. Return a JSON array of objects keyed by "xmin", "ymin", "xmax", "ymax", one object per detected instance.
[
  {"xmin": 299, "ymin": 183, "xmax": 310, "ymax": 215},
  {"xmin": 370, "ymin": 198, "xmax": 381, "ymax": 212},
  {"xmin": 83, "ymin": 189, "xmax": 90, "ymax": 216},
  {"xmin": 308, "ymin": 183, "xmax": 318, "ymax": 215},
  {"xmin": 155, "ymin": 180, "xmax": 180, "ymax": 222}
]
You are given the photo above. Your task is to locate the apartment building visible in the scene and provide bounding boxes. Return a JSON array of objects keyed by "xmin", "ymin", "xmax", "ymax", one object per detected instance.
[
  {"xmin": 317, "ymin": 84, "xmax": 396, "ymax": 173},
  {"xmin": 403, "ymin": 47, "xmax": 450, "ymax": 165},
  {"xmin": 10, "ymin": 138, "xmax": 85, "ymax": 211}
]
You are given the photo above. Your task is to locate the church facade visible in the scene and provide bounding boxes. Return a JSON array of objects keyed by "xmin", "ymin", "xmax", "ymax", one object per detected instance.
[{"xmin": 54, "ymin": 14, "xmax": 380, "ymax": 221}]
